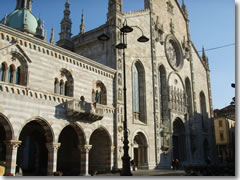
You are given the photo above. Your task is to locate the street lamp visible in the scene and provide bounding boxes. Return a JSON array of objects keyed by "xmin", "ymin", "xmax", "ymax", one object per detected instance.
[{"xmin": 98, "ymin": 20, "xmax": 149, "ymax": 176}]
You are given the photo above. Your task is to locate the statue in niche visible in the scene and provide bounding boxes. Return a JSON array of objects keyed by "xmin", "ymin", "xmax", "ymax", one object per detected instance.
[
  {"xmin": 118, "ymin": 88, "xmax": 122, "ymax": 101},
  {"xmin": 118, "ymin": 59, "xmax": 122, "ymax": 70},
  {"xmin": 118, "ymin": 73, "xmax": 122, "ymax": 85}
]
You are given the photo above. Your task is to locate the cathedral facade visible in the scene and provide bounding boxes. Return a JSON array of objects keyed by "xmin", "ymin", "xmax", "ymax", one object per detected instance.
[{"xmin": 0, "ymin": 0, "xmax": 216, "ymax": 176}]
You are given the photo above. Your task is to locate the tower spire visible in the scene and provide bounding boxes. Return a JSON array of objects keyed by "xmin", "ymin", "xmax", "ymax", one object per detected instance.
[
  {"xmin": 80, "ymin": 9, "xmax": 85, "ymax": 35},
  {"xmin": 181, "ymin": 0, "xmax": 188, "ymax": 19},
  {"xmin": 56, "ymin": 0, "xmax": 73, "ymax": 51},
  {"xmin": 59, "ymin": 0, "xmax": 72, "ymax": 40},
  {"xmin": 50, "ymin": 26, "xmax": 55, "ymax": 44},
  {"xmin": 16, "ymin": 0, "xmax": 33, "ymax": 12}
]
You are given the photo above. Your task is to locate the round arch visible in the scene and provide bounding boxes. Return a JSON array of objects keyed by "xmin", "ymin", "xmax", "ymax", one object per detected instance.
[
  {"xmin": 0, "ymin": 113, "xmax": 14, "ymax": 140},
  {"xmin": 0, "ymin": 113, "xmax": 14, "ymax": 163},
  {"xmin": 132, "ymin": 130, "xmax": 149, "ymax": 169},
  {"xmin": 16, "ymin": 118, "xmax": 54, "ymax": 176},
  {"xmin": 172, "ymin": 118, "xmax": 186, "ymax": 163},
  {"xmin": 57, "ymin": 123, "xmax": 86, "ymax": 176},
  {"xmin": 89, "ymin": 126, "xmax": 112, "ymax": 174},
  {"xmin": 58, "ymin": 122, "xmax": 86, "ymax": 146},
  {"xmin": 17, "ymin": 117, "xmax": 54, "ymax": 142}
]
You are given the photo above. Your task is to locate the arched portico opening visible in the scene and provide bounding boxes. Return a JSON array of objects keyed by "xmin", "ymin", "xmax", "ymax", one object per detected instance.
[
  {"xmin": 17, "ymin": 120, "xmax": 53, "ymax": 176},
  {"xmin": 0, "ymin": 114, "xmax": 13, "ymax": 163},
  {"xmin": 132, "ymin": 132, "xmax": 148, "ymax": 169},
  {"xmin": 57, "ymin": 124, "xmax": 85, "ymax": 176},
  {"xmin": 172, "ymin": 118, "xmax": 186, "ymax": 163},
  {"xmin": 89, "ymin": 127, "xmax": 111, "ymax": 174}
]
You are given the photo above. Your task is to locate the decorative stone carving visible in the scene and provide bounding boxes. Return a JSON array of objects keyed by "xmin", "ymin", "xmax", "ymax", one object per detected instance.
[
  {"xmin": 118, "ymin": 88, "xmax": 122, "ymax": 101},
  {"xmin": 118, "ymin": 59, "xmax": 122, "ymax": 69},
  {"xmin": 111, "ymin": 145, "xmax": 115, "ymax": 153},
  {"xmin": 165, "ymin": 35, "xmax": 184, "ymax": 71},
  {"xmin": 46, "ymin": 142, "xmax": 61, "ymax": 151},
  {"xmin": 118, "ymin": 73, "xmax": 122, "ymax": 85},
  {"xmin": 5, "ymin": 140, "xmax": 22, "ymax": 150},
  {"xmin": 167, "ymin": 0, "xmax": 174, "ymax": 14}
]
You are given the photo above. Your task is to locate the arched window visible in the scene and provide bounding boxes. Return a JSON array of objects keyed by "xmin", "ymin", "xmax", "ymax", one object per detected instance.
[
  {"xmin": 132, "ymin": 64, "xmax": 140, "ymax": 113},
  {"xmin": 8, "ymin": 65, "xmax": 15, "ymax": 83},
  {"xmin": 0, "ymin": 63, "xmax": 7, "ymax": 82},
  {"xmin": 16, "ymin": 67, "xmax": 21, "ymax": 85},
  {"xmin": 64, "ymin": 81, "xmax": 69, "ymax": 96},
  {"xmin": 159, "ymin": 65, "xmax": 168, "ymax": 125},
  {"xmin": 200, "ymin": 91, "xmax": 207, "ymax": 131},
  {"xmin": 92, "ymin": 81, "xmax": 107, "ymax": 105},
  {"xmin": 60, "ymin": 80, "xmax": 64, "ymax": 95},
  {"xmin": 55, "ymin": 69, "xmax": 74, "ymax": 97},
  {"xmin": 54, "ymin": 78, "xmax": 59, "ymax": 94},
  {"xmin": 132, "ymin": 61, "xmax": 146, "ymax": 123}
]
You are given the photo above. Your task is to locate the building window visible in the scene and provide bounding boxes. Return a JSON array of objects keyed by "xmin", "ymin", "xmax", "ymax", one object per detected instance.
[
  {"xmin": 54, "ymin": 78, "xmax": 59, "ymax": 94},
  {"xmin": 8, "ymin": 65, "xmax": 15, "ymax": 83},
  {"xmin": 220, "ymin": 131, "xmax": 224, "ymax": 141},
  {"xmin": 219, "ymin": 120, "xmax": 223, "ymax": 127},
  {"xmin": 0, "ymin": 63, "xmax": 7, "ymax": 81},
  {"xmin": 16, "ymin": 67, "xmax": 21, "ymax": 85},
  {"xmin": 60, "ymin": 80, "xmax": 64, "ymax": 95},
  {"xmin": 132, "ymin": 64, "xmax": 140, "ymax": 113},
  {"xmin": 55, "ymin": 69, "xmax": 74, "ymax": 97},
  {"xmin": 132, "ymin": 61, "xmax": 146, "ymax": 123}
]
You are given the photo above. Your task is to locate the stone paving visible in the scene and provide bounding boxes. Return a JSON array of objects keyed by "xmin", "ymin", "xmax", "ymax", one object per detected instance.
[{"xmin": 96, "ymin": 169, "xmax": 186, "ymax": 176}]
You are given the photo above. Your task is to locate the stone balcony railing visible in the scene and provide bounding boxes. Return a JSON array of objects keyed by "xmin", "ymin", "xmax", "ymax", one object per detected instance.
[{"xmin": 65, "ymin": 100, "xmax": 105, "ymax": 121}]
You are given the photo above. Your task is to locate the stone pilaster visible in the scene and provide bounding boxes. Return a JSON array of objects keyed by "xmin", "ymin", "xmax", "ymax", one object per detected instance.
[
  {"xmin": 46, "ymin": 142, "xmax": 61, "ymax": 176},
  {"xmin": 79, "ymin": 145, "xmax": 92, "ymax": 176},
  {"xmin": 110, "ymin": 145, "xmax": 115, "ymax": 170},
  {"xmin": 4, "ymin": 140, "xmax": 21, "ymax": 176}
]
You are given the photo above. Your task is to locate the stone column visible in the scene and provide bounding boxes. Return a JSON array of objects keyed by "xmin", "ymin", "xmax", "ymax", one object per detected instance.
[
  {"xmin": 110, "ymin": 145, "xmax": 115, "ymax": 171},
  {"xmin": 46, "ymin": 143, "xmax": 61, "ymax": 176},
  {"xmin": 4, "ymin": 140, "xmax": 21, "ymax": 176},
  {"xmin": 80, "ymin": 145, "xmax": 92, "ymax": 176}
]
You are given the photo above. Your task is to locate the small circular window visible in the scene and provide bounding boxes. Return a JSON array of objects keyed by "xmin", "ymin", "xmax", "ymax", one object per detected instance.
[{"xmin": 164, "ymin": 35, "xmax": 184, "ymax": 71}]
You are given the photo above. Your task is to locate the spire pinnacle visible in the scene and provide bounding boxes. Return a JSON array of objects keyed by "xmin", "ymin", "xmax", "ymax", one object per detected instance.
[
  {"xmin": 50, "ymin": 26, "xmax": 55, "ymax": 44},
  {"xmin": 181, "ymin": 0, "xmax": 188, "ymax": 18},
  {"xmin": 202, "ymin": 46, "xmax": 206, "ymax": 59},
  {"xmin": 80, "ymin": 9, "xmax": 85, "ymax": 34}
]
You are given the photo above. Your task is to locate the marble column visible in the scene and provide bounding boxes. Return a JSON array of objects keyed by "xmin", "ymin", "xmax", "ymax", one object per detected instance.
[
  {"xmin": 46, "ymin": 142, "xmax": 61, "ymax": 176},
  {"xmin": 80, "ymin": 145, "xmax": 92, "ymax": 176},
  {"xmin": 4, "ymin": 140, "xmax": 22, "ymax": 176}
]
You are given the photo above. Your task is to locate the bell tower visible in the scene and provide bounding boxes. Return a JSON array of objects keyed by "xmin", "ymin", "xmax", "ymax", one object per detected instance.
[
  {"xmin": 16, "ymin": 0, "xmax": 33, "ymax": 11},
  {"xmin": 56, "ymin": 0, "xmax": 73, "ymax": 51}
]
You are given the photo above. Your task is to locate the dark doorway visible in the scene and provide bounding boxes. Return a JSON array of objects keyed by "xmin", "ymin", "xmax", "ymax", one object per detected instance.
[
  {"xmin": 57, "ymin": 126, "xmax": 81, "ymax": 176},
  {"xmin": 0, "ymin": 124, "xmax": 6, "ymax": 162},
  {"xmin": 89, "ymin": 128, "xmax": 111, "ymax": 174},
  {"xmin": 17, "ymin": 121, "xmax": 48, "ymax": 176},
  {"xmin": 172, "ymin": 118, "xmax": 186, "ymax": 163}
]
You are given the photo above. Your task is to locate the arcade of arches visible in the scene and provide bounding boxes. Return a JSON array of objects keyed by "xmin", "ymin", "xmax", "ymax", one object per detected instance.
[{"xmin": 0, "ymin": 116, "xmax": 114, "ymax": 176}]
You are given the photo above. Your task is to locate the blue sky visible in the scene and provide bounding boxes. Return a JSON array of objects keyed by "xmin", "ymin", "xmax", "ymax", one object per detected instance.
[{"xmin": 0, "ymin": 0, "xmax": 235, "ymax": 110}]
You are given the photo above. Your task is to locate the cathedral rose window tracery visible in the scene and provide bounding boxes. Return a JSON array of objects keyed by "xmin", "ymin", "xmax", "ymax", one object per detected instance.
[{"xmin": 165, "ymin": 35, "xmax": 184, "ymax": 71}]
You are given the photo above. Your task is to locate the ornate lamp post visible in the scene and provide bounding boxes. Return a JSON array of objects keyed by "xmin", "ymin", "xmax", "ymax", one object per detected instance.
[{"xmin": 98, "ymin": 20, "xmax": 149, "ymax": 176}]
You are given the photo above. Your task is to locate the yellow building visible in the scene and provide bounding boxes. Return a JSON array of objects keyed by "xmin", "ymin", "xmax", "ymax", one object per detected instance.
[{"xmin": 214, "ymin": 105, "xmax": 235, "ymax": 162}]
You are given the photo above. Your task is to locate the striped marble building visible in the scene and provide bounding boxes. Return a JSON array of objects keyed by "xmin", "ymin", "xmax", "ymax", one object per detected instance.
[{"xmin": 0, "ymin": 0, "xmax": 216, "ymax": 176}]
